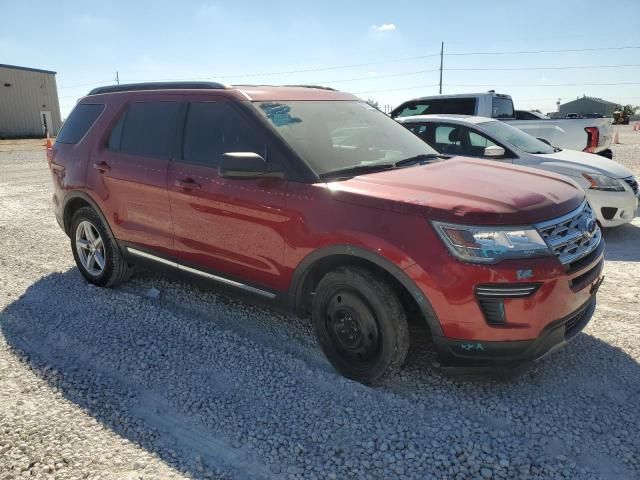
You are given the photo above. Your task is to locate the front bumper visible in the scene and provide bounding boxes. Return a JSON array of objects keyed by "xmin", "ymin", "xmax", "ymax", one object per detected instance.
[
  {"xmin": 586, "ymin": 188, "xmax": 639, "ymax": 228},
  {"xmin": 433, "ymin": 295, "xmax": 598, "ymax": 375}
]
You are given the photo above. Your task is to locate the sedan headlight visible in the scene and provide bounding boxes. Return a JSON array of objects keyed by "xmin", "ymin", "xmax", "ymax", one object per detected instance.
[
  {"xmin": 582, "ymin": 173, "xmax": 626, "ymax": 192},
  {"xmin": 432, "ymin": 221, "xmax": 551, "ymax": 264}
]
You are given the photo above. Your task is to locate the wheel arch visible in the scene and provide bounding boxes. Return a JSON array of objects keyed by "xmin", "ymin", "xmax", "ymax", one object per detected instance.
[
  {"xmin": 63, "ymin": 191, "xmax": 115, "ymax": 240},
  {"xmin": 290, "ymin": 245, "xmax": 443, "ymax": 337}
]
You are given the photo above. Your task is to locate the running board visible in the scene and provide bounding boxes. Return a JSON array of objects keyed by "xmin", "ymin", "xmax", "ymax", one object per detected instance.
[{"xmin": 126, "ymin": 247, "xmax": 276, "ymax": 299}]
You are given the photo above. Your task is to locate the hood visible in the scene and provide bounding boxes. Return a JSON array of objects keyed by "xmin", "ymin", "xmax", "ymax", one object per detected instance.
[
  {"xmin": 327, "ymin": 157, "xmax": 585, "ymax": 225},
  {"xmin": 533, "ymin": 149, "xmax": 633, "ymax": 179}
]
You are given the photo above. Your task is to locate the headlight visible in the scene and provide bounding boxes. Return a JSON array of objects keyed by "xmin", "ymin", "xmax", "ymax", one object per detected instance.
[
  {"xmin": 432, "ymin": 221, "xmax": 551, "ymax": 264},
  {"xmin": 582, "ymin": 173, "xmax": 626, "ymax": 192}
]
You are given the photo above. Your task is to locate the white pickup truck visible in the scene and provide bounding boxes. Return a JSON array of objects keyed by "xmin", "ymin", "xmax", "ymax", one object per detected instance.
[{"xmin": 390, "ymin": 92, "xmax": 614, "ymax": 158}]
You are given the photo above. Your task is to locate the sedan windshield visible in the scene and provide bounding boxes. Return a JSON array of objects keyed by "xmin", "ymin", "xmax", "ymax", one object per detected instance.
[
  {"xmin": 255, "ymin": 101, "xmax": 438, "ymax": 175},
  {"xmin": 478, "ymin": 120, "xmax": 556, "ymax": 154}
]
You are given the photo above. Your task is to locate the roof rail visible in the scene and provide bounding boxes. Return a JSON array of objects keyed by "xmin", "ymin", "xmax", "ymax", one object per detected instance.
[
  {"xmin": 87, "ymin": 81, "xmax": 227, "ymax": 95},
  {"xmin": 282, "ymin": 84, "xmax": 337, "ymax": 91}
]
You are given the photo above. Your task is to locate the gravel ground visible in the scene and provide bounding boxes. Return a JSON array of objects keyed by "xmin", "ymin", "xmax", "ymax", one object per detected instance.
[{"xmin": 1, "ymin": 128, "xmax": 639, "ymax": 479}]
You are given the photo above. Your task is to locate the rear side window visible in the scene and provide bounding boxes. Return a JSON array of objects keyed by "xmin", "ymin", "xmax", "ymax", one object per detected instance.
[
  {"xmin": 392, "ymin": 98, "xmax": 476, "ymax": 118},
  {"xmin": 182, "ymin": 102, "xmax": 267, "ymax": 167},
  {"xmin": 491, "ymin": 96, "xmax": 514, "ymax": 119},
  {"xmin": 56, "ymin": 104, "xmax": 104, "ymax": 144},
  {"xmin": 108, "ymin": 101, "xmax": 180, "ymax": 159}
]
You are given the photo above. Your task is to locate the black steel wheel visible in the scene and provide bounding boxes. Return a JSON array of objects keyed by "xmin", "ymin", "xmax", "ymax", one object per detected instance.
[{"xmin": 312, "ymin": 266, "xmax": 409, "ymax": 384}]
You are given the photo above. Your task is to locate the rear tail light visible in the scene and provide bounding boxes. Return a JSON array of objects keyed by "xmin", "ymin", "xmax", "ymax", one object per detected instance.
[{"xmin": 583, "ymin": 127, "xmax": 599, "ymax": 153}]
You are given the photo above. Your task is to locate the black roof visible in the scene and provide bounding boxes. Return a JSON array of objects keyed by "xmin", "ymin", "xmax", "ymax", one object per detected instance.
[
  {"xmin": 0, "ymin": 63, "xmax": 57, "ymax": 75},
  {"xmin": 88, "ymin": 81, "xmax": 227, "ymax": 95}
]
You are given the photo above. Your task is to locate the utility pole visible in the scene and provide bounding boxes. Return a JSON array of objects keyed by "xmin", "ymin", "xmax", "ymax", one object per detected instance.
[
  {"xmin": 439, "ymin": 42, "xmax": 444, "ymax": 94},
  {"xmin": 116, "ymin": 71, "xmax": 120, "ymax": 85}
]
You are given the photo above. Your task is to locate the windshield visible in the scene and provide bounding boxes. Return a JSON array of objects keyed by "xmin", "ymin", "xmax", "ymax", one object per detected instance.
[
  {"xmin": 255, "ymin": 100, "xmax": 438, "ymax": 175},
  {"xmin": 478, "ymin": 120, "xmax": 556, "ymax": 154}
]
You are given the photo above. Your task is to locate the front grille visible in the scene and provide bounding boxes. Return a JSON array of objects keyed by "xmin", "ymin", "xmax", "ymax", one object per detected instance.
[
  {"xmin": 623, "ymin": 176, "xmax": 638, "ymax": 195},
  {"xmin": 536, "ymin": 202, "xmax": 602, "ymax": 265}
]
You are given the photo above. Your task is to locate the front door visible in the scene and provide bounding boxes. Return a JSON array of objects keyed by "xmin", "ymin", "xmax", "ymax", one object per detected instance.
[
  {"xmin": 167, "ymin": 99, "xmax": 289, "ymax": 292},
  {"xmin": 87, "ymin": 98, "xmax": 180, "ymax": 254}
]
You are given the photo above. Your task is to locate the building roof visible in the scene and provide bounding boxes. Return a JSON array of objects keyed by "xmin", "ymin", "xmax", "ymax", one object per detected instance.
[
  {"xmin": 0, "ymin": 63, "xmax": 57, "ymax": 75},
  {"xmin": 561, "ymin": 96, "xmax": 619, "ymax": 107}
]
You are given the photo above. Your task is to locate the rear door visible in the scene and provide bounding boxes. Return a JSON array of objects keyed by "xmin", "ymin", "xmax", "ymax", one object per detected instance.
[
  {"xmin": 87, "ymin": 97, "xmax": 180, "ymax": 254},
  {"xmin": 167, "ymin": 98, "xmax": 290, "ymax": 292}
]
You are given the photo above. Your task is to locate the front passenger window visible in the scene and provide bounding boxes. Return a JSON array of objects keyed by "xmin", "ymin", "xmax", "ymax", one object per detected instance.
[{"xmin": 182, "ymin": 102, "xmax": 267, "ymax": 167}]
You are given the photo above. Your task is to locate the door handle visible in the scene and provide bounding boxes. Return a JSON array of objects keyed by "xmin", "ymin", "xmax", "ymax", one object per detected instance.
[
  {"xmin": 93, "ymin": 161, "xmax": 110, "ymax": 172},
  {"xmin": 174, "ymin": 178, "xmax": 201, "ymax": 190}
]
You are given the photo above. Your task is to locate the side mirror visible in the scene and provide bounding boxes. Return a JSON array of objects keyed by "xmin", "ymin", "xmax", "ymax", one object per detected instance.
[
  {"xmin": 218, "ymin": 152, "xmax": 284, "ymax": 179},
  {"xmin": 484, "ymin": 146, "xmax": 505, "ymax": 158},
  {"xmin": 537, "ymin": 137, "xmax": 552, "ymax": 146}
]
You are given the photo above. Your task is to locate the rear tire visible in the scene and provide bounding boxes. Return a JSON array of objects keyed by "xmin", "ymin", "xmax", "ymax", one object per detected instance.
[
  {"xmin": 70, "ymin": 206, "xmax": 131, "ymax": 287},
  {"xmin": 311, "ymin": 266, "xmax": 410, "ymax": 384}
]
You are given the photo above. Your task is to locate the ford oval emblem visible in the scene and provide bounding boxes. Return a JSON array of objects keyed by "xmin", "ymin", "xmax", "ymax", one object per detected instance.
[{"xmin": 581, "ymin": 218, "xmax": 597, "ymax": 239}]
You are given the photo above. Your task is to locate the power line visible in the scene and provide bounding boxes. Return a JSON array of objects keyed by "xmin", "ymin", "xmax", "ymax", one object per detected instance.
[
  {"xmin": 56, "ymin": 45, "xmax": 640, "ymax": 90},
  {"xmin": 354, "ymin": 82, "xmax": 640, "ymax": 95},
  {"xmin": 322, "ymin": 69, "xmax": 440, "ymax": 84},
  {"xmin": 445, "ymin": 45, "xmax": 640, "ymax": 56},
  {"xmin": 447, "ymin": 63, "xmax": 640, "ymax": 71},
  {"xmin": 58, "ymin": 80, "xmax": 116, "ymax": 90},
  {"xmin": 355, "ymin": 84, "xmax": 440, "ymax": 94},
  {"xmin": 448, "ymin": 82, "xmax": 640, "ymax": 87}
]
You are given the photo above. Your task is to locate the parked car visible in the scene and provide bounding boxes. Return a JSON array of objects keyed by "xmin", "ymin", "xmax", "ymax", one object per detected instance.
[
  {"xmin": 48, "ymin": 82, "xmax": 604, "ymax": 383},
  {"xmin": 390, "ymin": 92, "xmax": 614, "ymax": 159},
  {"xmin": 515, "ymin": 110, "xmax": 549, "ymax": 120},
  {"xmin": 565, "ymin": 113, "xmax": 581, "ymax": 119},
  {"xmin": 397, "ymin": 115, "xmax": 639, "ymax": 228}
]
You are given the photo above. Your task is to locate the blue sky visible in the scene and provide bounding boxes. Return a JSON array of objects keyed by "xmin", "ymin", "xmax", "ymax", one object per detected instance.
[{"xmin": 2, "ymin": 0, "xmax": 639, "ymax": 117}]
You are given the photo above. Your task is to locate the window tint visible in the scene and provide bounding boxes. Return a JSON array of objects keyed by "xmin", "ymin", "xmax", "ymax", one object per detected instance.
[
  {"xmin": 491, "ymin": 96, "xmax": 514, "ymax": 119},
  {"xmin": 182, "ymin": 102, "xmax": 266, "ymax": 167},
  {"xmin": 435, "ymin": 125, "xmax": 457, "ymax": 145},
  {"xmin": 107, "ymin": 112, "xmax": 126, "ymax": 150},
  {"xmin": 469, "ymin": 130, "xmax": 496, "ymax": 148},
  {"xmin": 393, "ymin": 98, "xmax": 476, "ymax": 118},
  {"xmin": 112, "ymin": 102, "xmax": 180, "ymax": 159},
  {"xmin": 56, "ymin": 104, "xmax": 104, "ymax": 144}
]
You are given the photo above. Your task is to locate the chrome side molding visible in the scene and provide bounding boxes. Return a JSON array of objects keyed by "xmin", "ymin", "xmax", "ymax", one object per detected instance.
[{"xmin": 126, "ymin": 247, "xmax": 276, "ymax": 299}]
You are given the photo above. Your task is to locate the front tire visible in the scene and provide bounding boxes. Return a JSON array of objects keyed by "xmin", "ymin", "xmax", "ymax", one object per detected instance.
[
  {"xmin": 311, "ymin": 266, "xmax": 410, "ymax": 384},
  {"xmin": 70, "ymin": 206, "xmax": 131, "ymax": 287}
]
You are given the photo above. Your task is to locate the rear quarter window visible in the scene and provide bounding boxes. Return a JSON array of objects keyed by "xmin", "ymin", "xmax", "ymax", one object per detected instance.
[
  {"xmin": 56, "ymin": 104, "xmax": 104, "ymax": 144},
  {"xmin": 393, "ymin": 98, "xmax": 476, "ymax": 117},
  {"xmin": 492, "ymin": 97, "xmax": 515, "ymax": 119}
]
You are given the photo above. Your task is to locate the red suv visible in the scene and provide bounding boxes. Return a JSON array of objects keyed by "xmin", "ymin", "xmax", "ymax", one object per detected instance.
[{"xmin": 48, "ymin": 82, "xmax": 604, "ymax": 383}]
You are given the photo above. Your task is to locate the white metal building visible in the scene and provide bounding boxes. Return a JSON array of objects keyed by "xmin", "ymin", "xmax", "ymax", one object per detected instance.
[{"xmin": 0, "ymin": 64, "xmax": 62, "ymax": 138}]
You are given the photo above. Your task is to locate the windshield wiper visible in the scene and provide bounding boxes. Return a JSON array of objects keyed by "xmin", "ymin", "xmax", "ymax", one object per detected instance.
[
  {"xmin": 394, "ymin": 153, "xmax": 451, "ymax": 168},
  {"xmin": 319, "ymin": 163, "xmax": 395, "ymax": 180}
]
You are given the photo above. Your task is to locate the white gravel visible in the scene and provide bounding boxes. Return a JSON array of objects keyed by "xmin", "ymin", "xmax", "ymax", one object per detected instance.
[{"xmin": 1, "ymin": 129, "xmax": 639, "ymax": 479}]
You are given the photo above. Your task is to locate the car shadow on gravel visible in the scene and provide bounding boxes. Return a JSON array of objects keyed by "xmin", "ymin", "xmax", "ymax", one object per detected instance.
[
  {"xmin": 2, "ymin": 268, "xmax": 640, "ymax": 479},
  {"xmin": 602, "ymin": 222, "xmax": 640, "ymax": 261}
]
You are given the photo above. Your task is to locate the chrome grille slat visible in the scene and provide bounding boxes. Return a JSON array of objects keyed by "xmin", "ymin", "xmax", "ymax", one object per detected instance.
[{"xmin": 536, "ymin": 201, "xmax": 602, "ymax": 265}]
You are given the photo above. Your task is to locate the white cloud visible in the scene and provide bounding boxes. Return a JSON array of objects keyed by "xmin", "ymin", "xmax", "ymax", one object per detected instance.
[
  {"xmin": 367, "ymin": 71, "xmax": 379, "ymax": 77},
  {"xmin": 370, "ymin": 23, "xmax": 396, "ymax": 32}
]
